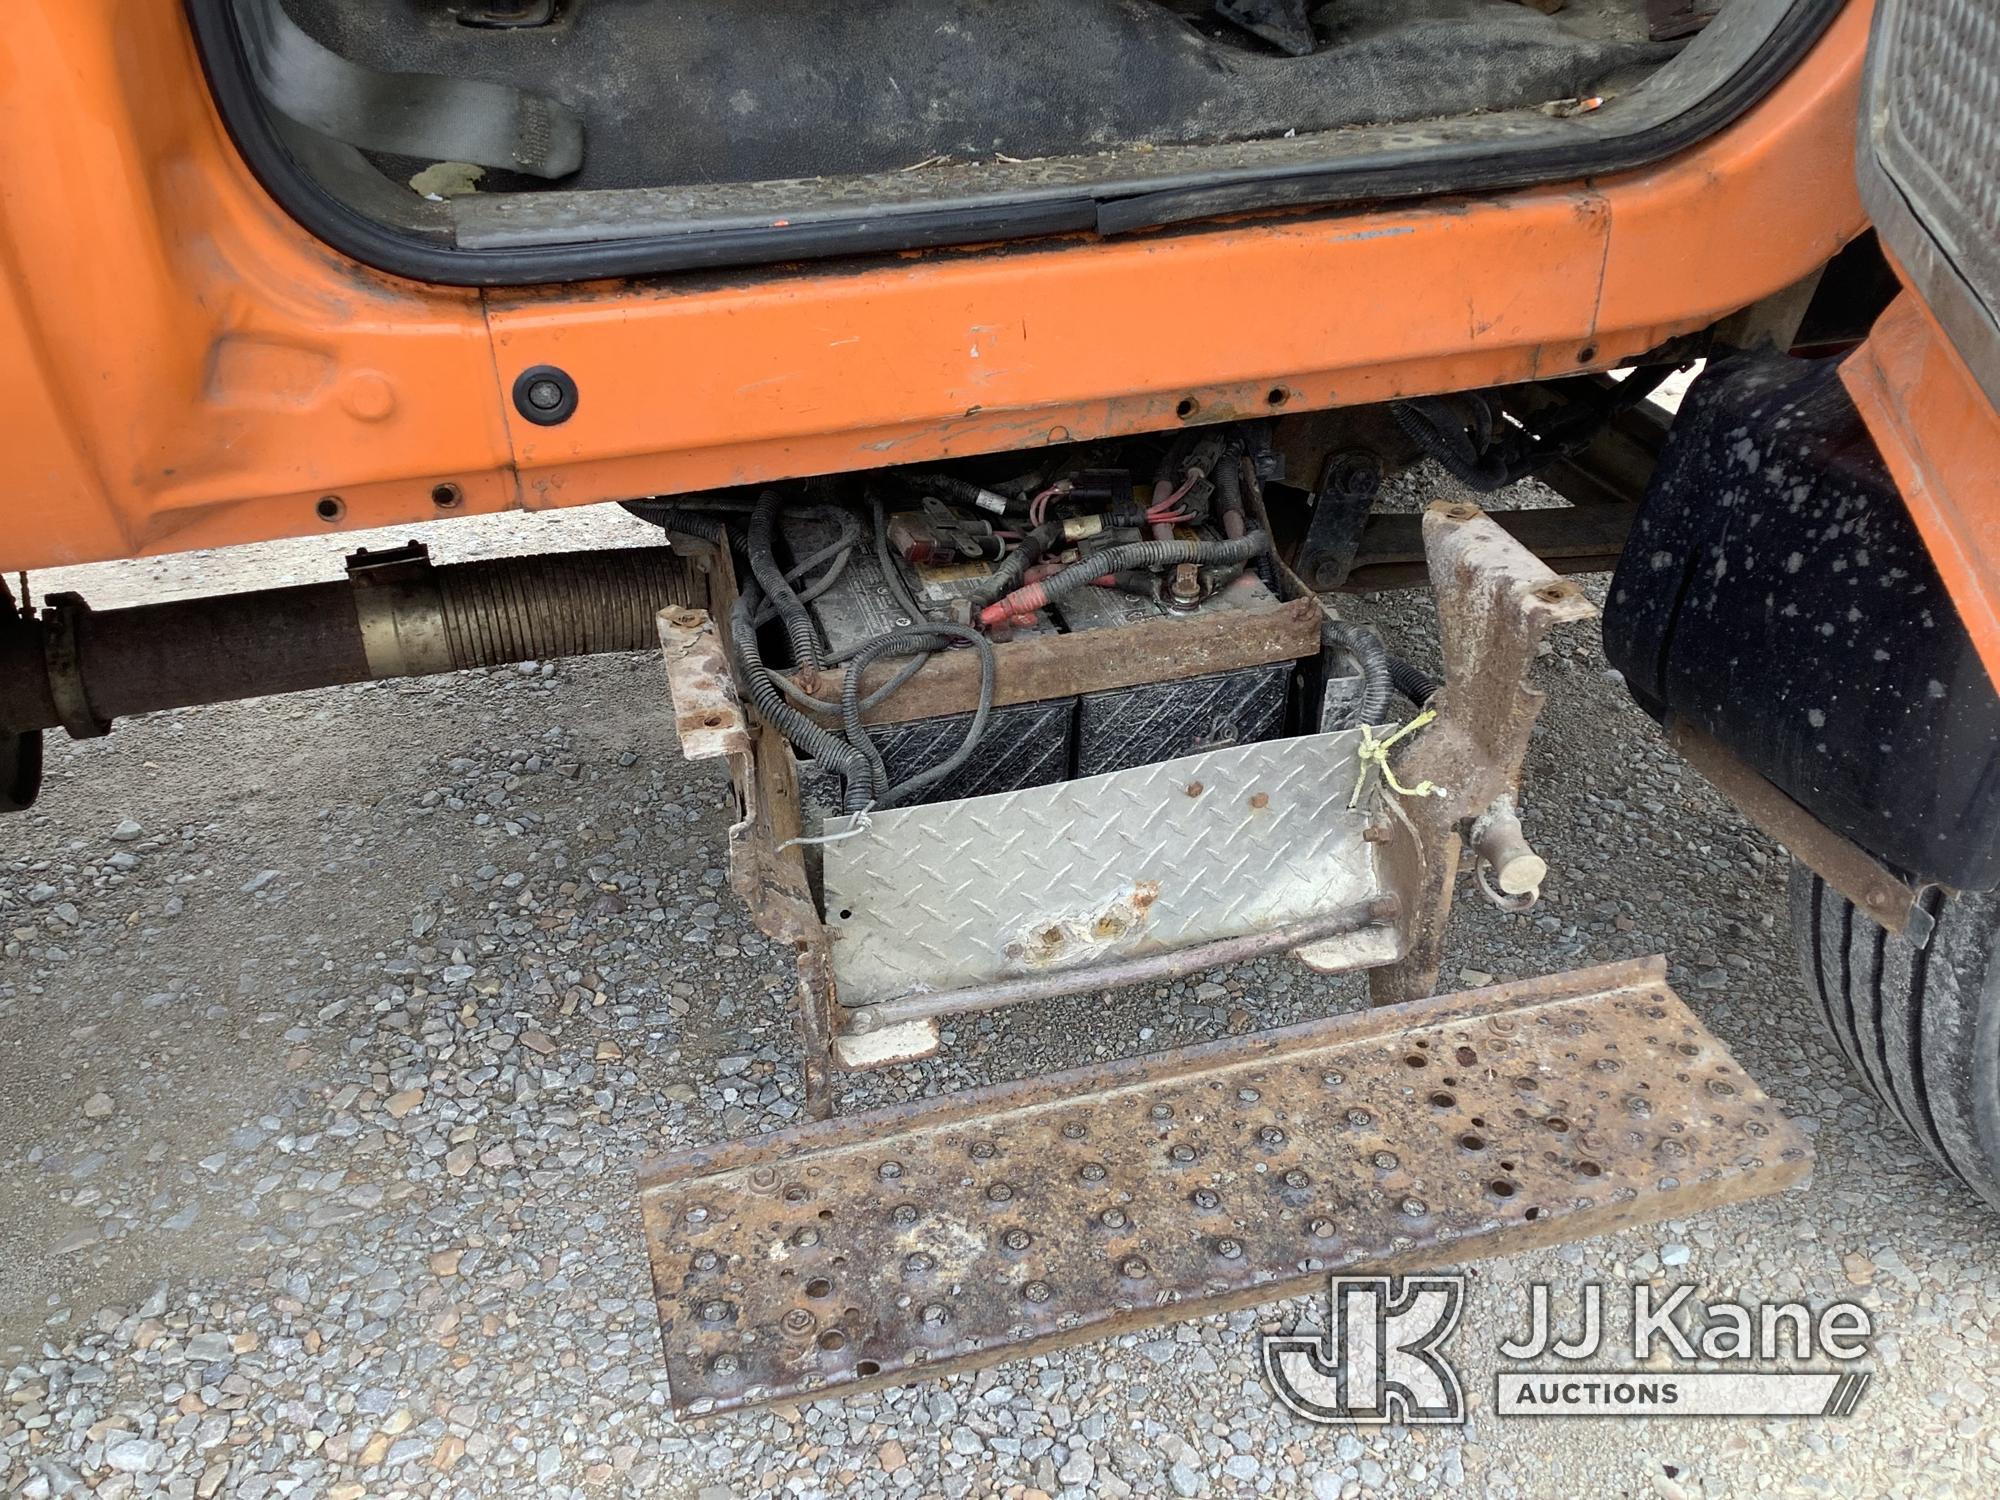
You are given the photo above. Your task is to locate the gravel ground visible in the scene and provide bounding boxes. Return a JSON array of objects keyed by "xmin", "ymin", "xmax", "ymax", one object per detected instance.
[{"xmin": 3, "ymin": 478, "xmax": 1992, "ymax": 1500}]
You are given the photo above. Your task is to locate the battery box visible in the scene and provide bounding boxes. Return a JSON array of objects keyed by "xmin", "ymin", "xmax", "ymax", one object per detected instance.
[
  {"xmin": 1051, "ymin": 573, "xmax": 1293, "ymax": 778},
  {"xmin": 783, "ymin": 510, "xmax": 1298, "ymax": 807},
  {"xmin": 784, "ymin": 511, "xmax": 1073, "ymax": 806}
]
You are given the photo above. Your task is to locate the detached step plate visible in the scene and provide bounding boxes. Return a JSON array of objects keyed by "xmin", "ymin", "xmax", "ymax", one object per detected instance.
[{"xmin": 640, "ymin": 958, "xmax": 1809, "ymax": 1417}]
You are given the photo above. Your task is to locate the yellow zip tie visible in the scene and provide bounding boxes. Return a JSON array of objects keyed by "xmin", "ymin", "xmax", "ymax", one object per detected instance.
[{"xmin": 1349, "ymin": 708, "xmax": 1448, "ymax": 809}]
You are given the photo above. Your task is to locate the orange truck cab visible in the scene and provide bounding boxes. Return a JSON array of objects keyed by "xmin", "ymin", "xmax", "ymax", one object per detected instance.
[{"xmin": 2, "ymin": 0, "xmax": 1997, "ymax": 1413}]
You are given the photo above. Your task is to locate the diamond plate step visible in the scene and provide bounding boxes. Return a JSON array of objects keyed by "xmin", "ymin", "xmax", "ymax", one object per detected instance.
[
  {"xmin": 822, "ymin": 729, "xmax": 1396, "ymax": 1008},
  {"xmin": 639, "ymin": 958, "xmax": 1811, "ymax": 1417}
]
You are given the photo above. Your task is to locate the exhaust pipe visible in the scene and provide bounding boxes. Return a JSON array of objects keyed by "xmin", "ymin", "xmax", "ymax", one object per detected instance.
[{"xmin": 0, "ymin": 542, "xmax": 703, "ymax": 743}]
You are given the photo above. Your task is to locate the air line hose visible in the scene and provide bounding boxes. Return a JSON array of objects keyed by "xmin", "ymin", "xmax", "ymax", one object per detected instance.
[{"xmin": 726, "ymin": 497, "xmax": 1001, "ymax": 810}]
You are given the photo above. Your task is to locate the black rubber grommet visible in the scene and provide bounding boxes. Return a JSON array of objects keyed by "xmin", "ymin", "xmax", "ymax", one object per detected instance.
[{"xmin": 512, "ymin": 364, "xmax": 579, "ymax": 426}]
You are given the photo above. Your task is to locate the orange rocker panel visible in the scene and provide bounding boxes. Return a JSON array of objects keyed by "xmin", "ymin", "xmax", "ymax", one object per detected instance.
[{"xmin": 2, "ymin": 1, "xmax": 1997, "ymax": 680}]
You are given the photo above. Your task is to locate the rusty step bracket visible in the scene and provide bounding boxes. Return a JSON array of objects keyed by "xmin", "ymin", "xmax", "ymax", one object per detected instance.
[
  {"xmin": 639, "ymin": 957, "xmax": 1810, "ymax": 1417},
  {"xmin": 658, "ymin": 500, "xmax": 1601, "ymax": 1105}
]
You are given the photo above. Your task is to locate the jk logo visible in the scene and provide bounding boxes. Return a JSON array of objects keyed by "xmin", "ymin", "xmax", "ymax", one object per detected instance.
[{"xmin": 1262, "ymin": 1275, "xmax": 1467, "ymax": 1425}]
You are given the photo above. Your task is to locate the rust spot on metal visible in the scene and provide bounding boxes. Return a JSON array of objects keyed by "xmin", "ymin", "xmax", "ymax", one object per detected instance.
[
  {"xmin": 658, "ymin": 608, "xmax": 751, "ymax": 762},
  {"xmin": 852, "ymin": 896, "xmax": 1394, "ymax": 1033},
  {"xmin": 659, "ymin": 546, "xmax": 845, "ymax": 1114},
  {"xmin": 1019, "ymin": 925, "xmax": 1067, "ymax": 964},
  {"xmin": 1012, "ymin": 882, "xmax": 1163, "ymax": 972},
  {"xmin": 1248, "ymin": 791, "xmax": 1270, "ymax": 810}
]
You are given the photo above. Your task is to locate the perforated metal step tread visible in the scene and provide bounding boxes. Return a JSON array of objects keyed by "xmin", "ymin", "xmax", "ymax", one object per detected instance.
[{"xmin": 639, "ymin": 958, "xmax": 1810, "ymax": 1417}]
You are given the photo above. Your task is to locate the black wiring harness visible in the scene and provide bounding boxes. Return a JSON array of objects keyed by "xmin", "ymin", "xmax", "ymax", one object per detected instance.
[
  {"xmin": 628, "ymin": 427, "xmax": 1311, "ymax": 806},
  {"xmin": 713, "ymin": 491, "xmax": 999, "ymax": 812}
]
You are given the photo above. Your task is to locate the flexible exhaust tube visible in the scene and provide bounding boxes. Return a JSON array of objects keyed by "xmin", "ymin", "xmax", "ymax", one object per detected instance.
[{"xmin": 0, "ymin": 544, "xmax": 702, "ymax": 739}]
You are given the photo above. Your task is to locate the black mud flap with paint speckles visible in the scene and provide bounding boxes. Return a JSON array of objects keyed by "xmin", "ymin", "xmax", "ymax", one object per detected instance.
[
  {"xmin": 1604, "ymin": 348, "xmax": 2000, "ymax": 891},
  {"xmin": 637, "ymin": 958, "xmax": 1810, "ymax": 1418}
]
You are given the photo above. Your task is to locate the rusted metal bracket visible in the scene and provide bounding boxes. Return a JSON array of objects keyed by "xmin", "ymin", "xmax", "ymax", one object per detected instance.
[
  {"xmin": 657, "ymin": 558, "xmax": 860, "ymax": 1117},
  {"xmin": 793, "ymin": 595, "xmax": 1319, "ymax": 727},
  {"xmin": 640, "ymin": 957, "xmax": 1810, "ymax": 1418},
  {"xmin": 658, "ymin": 605, "xmax": 751, "ymax": 764},
  {"xmin": 1364, "ymin": 502, "xmax": 1596, "ymax": 1004},
  {"xmin": 662, "ymin": 497, "xmax": 1601, "ymax": 1107},
  {"xmin": 1669, "ymin": 719, "xmax": 1936, "ymax": 944}
]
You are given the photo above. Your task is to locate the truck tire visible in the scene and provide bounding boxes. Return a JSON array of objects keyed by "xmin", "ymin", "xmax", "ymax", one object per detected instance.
[{"xmin": 1790, "ymin": 866, "xmax": 2000, "ymax": 1210}]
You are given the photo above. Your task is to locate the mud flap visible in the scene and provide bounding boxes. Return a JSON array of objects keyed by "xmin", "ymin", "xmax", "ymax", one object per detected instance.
[{"xmin": 639, "ymin": 957, "xmax": 1810, "ymax": 1417}]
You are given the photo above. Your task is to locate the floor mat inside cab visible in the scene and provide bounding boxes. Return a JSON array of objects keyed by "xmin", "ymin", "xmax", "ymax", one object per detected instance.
[{"xmin": 283, "ymin": 0, "xmax": 1671, "ymax": 191}]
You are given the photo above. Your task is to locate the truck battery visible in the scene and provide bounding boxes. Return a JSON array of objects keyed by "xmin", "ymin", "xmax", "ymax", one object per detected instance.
[
  {"xmin": 782, "ymin": 509, "xmax": 1073, "ymax": 806},
  {"xmin": 1052, "ymin": 571, "xmax": 1293, "ymax": 778}
]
